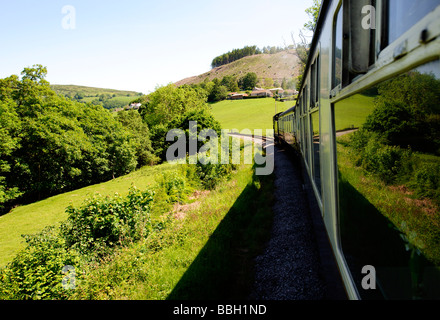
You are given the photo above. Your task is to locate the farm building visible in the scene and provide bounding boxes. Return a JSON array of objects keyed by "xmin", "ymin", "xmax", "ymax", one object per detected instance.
[{"xmin": 250, "ymin": 89, "xmax": 273, "ymax": 98}]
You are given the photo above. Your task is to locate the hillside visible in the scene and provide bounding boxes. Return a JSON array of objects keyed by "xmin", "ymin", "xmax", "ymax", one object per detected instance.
[
  {"xmin": 175, "ymin": 50, "xmax": 301, "ymax": 87},
  {"xmin": 50, "ymin": 84, "xmax": 143, "ymax": 109},
  {"xmin": 50, "ymin": 84, "xmax": 142, "ymax": 98}
]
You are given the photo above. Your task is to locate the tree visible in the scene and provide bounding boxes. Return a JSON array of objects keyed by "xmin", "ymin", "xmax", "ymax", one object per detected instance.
[
  {"xmin": 116, "ymin": 110, "xmax": 158, "ymax": 167},
  {"xmin": 140, "ymin": 84, "xmax": 208, "ymax": 129},
  {"xmin": 0, "ymin": 65, "xmax": 141, "ymax": 205},
  {"xmin": 0, "ymin": 99, "xmax": 22, "ymax": 207},
  {"xmin": 239, "ymin": 72, "xmax": 258, "ymax": 90},
  {"xmin": 208, "ymin": 79, "xmax": 228, "ymax": 103},
  {"xmin": 221, "ymin": 75, "xmax": 239, "ymax": 92},
  {"xmin": 211, "ymin": 46, "xmax": 260, "ymax": 68},
  {"xmin": 363, "ymin": 71, "xmax": 440, "ymax": 153},
  {"xmin": 264, "ymin": 78, "xmax": 274, "ymax": 88},
  {"xmin": 170, "ymin": 109, "xmax": 222, "ymax": 157},
  {"xmin": 291, "ymin": 0, "xmax": 322, "ymax": 90},
  {"xmin": 304, "ymin": 0, "xmax": 321, "ymax": 32}
]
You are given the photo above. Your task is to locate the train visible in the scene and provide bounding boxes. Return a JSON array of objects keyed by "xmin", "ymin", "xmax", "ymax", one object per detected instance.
[{"xmin": 274, "ymin": 0, "xmax": 440, "ymax": 300}]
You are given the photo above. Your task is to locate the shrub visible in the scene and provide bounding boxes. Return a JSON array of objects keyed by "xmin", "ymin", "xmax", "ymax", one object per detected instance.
[
  {"xmin": 158, "ymin": 170, "xmax": 190, "ymax": 203},
  {"xmin": 349, "ymin": 128, "xmax": 376, "ymax": 152},
  {"xmin": 195, "ymin": 157, "xmax": 234, "ymax": 190},
  {"xmin": 411, "ymin": 163, "xmax": 440, "ymax": 202},
  {"xmin": 358, "ymin": 138, "xmax": 412, "ymax": 184},
  {"xmin": 0, "ymin": 226, "xmax": 81, "ymax": 300},
  {"xmin": 61, "ymin": 186, "xmax": 154, "ymax": 256}
]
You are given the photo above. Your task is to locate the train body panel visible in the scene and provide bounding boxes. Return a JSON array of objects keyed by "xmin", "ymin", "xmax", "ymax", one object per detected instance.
[{"xmin": 275, "ymin": 0, "xmax": 440, "ymax": 300}]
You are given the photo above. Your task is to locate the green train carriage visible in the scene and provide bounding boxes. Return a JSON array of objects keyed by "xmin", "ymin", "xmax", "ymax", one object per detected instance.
[{"xmin": 275, "ymin": 0, "xmax": 440, "ymax": 300}]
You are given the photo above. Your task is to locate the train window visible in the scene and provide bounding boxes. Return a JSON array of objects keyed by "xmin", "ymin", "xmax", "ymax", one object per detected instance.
[
  {"xmin": 311, "ymin": 63, "xmax": 316, "ymax": 108},
  {"xmin": 311, "ymin": 110, "xmax": 321, "ymax": 196},
  {"xmin": 311, "ymin": 55, "xmax": 320, "ymax": 107},
  {"xmin": 334, "ymin": 60, "xmax": 440, "ymax": 299},
  {"xmin": 303, "ymin": 86, "xmax": 309, "ymax": 162},
  {"xmin": 303, "ymin": 116, "xmax": 309, "ymax": 166},
  {"xmin": 348, "ymin": 0, "xmax": 376, "ymax": 76},
  {"xmin": 315, "ymin": 55, "xmax": 320, "ymax": 104},
  {"xmin": 387, "ymin": 0, "xmax": 439, "ymax": 45},
  {"xmin": 333, "ymin": 5, "xmax": 343, "ymax": 89}
]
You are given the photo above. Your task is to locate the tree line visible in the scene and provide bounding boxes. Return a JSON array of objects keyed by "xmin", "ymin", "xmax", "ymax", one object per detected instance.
[
  {"xmin": 0, "ymin": 63, "xmax": 292, "ymax": 214},
  {"xmin": 0, "ymin": 65, "xmax": 158, "ymax": 213},
  {"xmin": 211, "ymin": 45, "xmax": 288, "ymax": 69}
]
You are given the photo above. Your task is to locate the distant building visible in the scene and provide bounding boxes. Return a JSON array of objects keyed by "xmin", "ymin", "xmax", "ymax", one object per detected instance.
[
  {"xmin": 250, "ymin": 89, "xmax": 273, "ymax": 98},
  {"xmin": 229, "ymin": 92, "xmax": 248, "ymax": 100},
  {"xmin": 269, "ymin": 88, "xmax": 284, "ymax": 95},
  {"xmin": 128, "ymin": 102, "xmax": 142, "ymax": 110}
]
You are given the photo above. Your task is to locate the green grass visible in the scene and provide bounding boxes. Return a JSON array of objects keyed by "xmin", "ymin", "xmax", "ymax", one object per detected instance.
[
  {"xmin": 0, "ymin": 163, "xmax": 175, "ymax": 267},
  {"xmin": 71, "ymin": 163, "xmax": 274, "ymax": 300},
  {"xmin": 334, "ymin": 94, "xmax": 376, "ymax": 131},
  {"xmin": 337, "ymin": 134, "xmax": 440, "ymax": 266},
  {"xmin": 210, "ymin": 98, "xmax": 291, "ymax": 134}
]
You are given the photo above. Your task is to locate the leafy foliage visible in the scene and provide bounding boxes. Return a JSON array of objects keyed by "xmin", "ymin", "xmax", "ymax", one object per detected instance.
[
  {"xmin": 238, "ymin": 72, "xmax": 258, "ymax": 91},
  {"xmin": 138, "ymin": 84, "xmax": 223, "ymax": 162},
  {"xmin": 304, "ymin": 0, "xmax": 322, "ymax": 32},
  {"xmin": 0, "ymin": 185, "xmax": 155, "ymax": 299},
  {"xmin": 139, "ymin": 84, "xmax": 208, "ymax": 129},
  {"xmin": 116, "ymin": 110, "xmax": 159, "ymax": 167},
  {"xmin": 61, "ymin": 187, "xmax": 155, "ymax": 256},
  {"xmin": 0, "ymin": 65, "xmax": 155, "ymax": 211},
  {"xmin": 211, "ymin": 46, "xmax": 262, "ymax": 68},
  {"xmin": 347, "ymin": 70, "xmax": 440, "ymax": 203},
  {"xmin": 364, "ymin": 71, "xmax": 440, "ymax": 153},
  {"xmin": 0, "ymin": 226, "xmax": 81, "ymax": 300}
]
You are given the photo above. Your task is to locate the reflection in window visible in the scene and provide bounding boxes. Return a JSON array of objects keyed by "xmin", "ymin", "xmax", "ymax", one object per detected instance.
[
  {"xmin": 333, "ymin": 6, "xmax": 343, "ymax": 88},
  {"xmin": 303, "ymin": 116, "xmax": 309, "ymax": 165},
  {"xmin": 388, "ymin": 0, "xmax": 439, "ymax": 44},
  {"xmin": 335, "ymin": 60, "xmax": 440, "ymax": 299},
  {"xmin": 311, "ymin": 111, "xmax": 321, "ymax": 196}
]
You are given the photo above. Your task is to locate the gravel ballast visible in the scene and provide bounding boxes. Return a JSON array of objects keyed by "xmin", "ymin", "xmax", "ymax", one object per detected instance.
[{"xmin": 249, "ymin": 144, "xmax": 326, "ymax": 300}]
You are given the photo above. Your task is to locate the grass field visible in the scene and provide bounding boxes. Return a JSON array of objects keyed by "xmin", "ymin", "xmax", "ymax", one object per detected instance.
[
  {"xmin": 0, "ymin": 163, "xmax": 175, "ymax": 267},
  {"xmin": 210, "ymin": 98, "xmax": 292, "ymax": 134},
  {"xmin": 71, "ymin": 163, "xmax": 274, "ymax": 299},
  {"xmin": 334, "ymin": 94, "xmax": 376, "ymax": 131},
  {"xmin": 337, "ymin": 133, "xmax": 440, "ymax": 266}
]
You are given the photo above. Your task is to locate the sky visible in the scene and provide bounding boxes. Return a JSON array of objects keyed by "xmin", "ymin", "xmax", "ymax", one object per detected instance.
[{"xmin": 0, "ymin": 0, "xmax": 312, "ymax": 94}]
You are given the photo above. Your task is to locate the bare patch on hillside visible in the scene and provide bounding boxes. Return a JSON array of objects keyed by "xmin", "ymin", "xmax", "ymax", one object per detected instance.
[{"xmin": 174, "ymin": 50, "xmax": 300, "ymax": 87}]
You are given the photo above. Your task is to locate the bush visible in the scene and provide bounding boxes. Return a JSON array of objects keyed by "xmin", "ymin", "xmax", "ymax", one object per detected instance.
[
  {"xmin": 61, "ymin": 187, "xmax": 154, "ymax": 256},
  {"xmin": 0, "ymin": 226, "xmax": 81, "ymax": 300},
  {"xmin": 158, "ymin": 170, "xmax": 190, "ymax": 203},
  {"xmin": 411, "ymin": 163, "xmax": 440, "ymax": 202},
  {"xmin": 351, "ymin": 134, "xmax": 412, "ymax": 185},
  {"xmin": 195, "ymin": 157, "xmax": 234, "ymax": 190}
]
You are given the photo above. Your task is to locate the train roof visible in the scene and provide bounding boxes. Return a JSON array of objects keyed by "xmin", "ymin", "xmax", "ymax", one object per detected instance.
[{"xmin": 279, "ymin": 105, "xmax": 296, "ymax": 117}]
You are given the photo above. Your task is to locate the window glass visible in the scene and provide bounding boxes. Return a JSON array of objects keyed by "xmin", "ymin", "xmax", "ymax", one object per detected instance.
[
  {"xmin": 315, "ymin": 55, "xmax": 320, "ymax": 103},
  {"xmin": 311, "ymin": 110, "xmax": 321, "ymax": 196},
  {"xmin": 304, "ymin": 116, "xmax": 309, "ymax": 164},
  {"xmin": 333, "ymin": 6, "xmax": 343, "ymax": 88},
  {"xmin": 311, "ymin": 64, "xmax": 316, "ymax": 107},
  {"xmin": 334, "ymin": 60, "xmax": 440, "ymax": 299},
  {"xmin": 388, "ymin": 0, "xmax": 439, "ymax": 44}
]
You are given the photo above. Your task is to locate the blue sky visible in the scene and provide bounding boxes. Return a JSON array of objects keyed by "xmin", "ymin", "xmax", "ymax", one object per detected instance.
[{"xmin": 0, "ymin": 0, "xmax": 312, "ymax": 93}]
